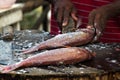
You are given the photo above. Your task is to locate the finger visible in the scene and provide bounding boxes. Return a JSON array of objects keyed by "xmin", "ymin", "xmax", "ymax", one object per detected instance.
[
  {"xmin": 93, "ymin": 13, "xmax": 106, "ymax": 42},
  {"xmin": 93, "ymin": 14, "xmax": 101, "ymax": 42},
  {"xmin": 94, "ymin": 14, "xmax": 106, "ymax": 34},
  {"xmin": 75, "ymin": 18, "xmax": 82, "ymax": 28},
  {"xmin": 87, "ymin": 10, "xmax": 98, "ymax": 42},
  {"xmin": 56, "ymin": 7, "xmax": 64, "ymax": 26},
  {"xmin": 62, "ymin": 17, "xmax": 69, "ymax": 27},
  {"xmin": 62, "ymin": 7, "xmax": 71, "ymax": 26},
  {"xmin": 71, "ymin": 7, "xmax": 78, "ymax": 21},
  {"xmin": 87, "ymin": 9, "xmax": 96, "ymax": 28},
  {"xmin": 71, "ymin": 7, "xmax": 83, "ymax": 28}
]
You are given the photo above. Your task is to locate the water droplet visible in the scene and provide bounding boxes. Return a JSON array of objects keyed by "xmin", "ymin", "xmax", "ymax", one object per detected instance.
[{"xmin": 110, "ymin": 60, "xmax": 117, "ymax": 63}]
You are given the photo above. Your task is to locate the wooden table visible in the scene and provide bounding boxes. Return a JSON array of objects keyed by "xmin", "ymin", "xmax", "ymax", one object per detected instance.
[{"xmin": 0, "ymin": 4, "xmax": 23, "ymax": 34}]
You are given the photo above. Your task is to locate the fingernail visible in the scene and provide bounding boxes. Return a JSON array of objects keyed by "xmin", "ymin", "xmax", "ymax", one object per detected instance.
[
  {"xmin": 71, "ymin": 13, "xmax": 78, "ymax": 21},
  {"xmin": 87, "ymin": 26, "xmax": 92, "ymax": 28},
  {"xmin": 62, "ymin": 22, "xmax": 67, "ymax": 26}
]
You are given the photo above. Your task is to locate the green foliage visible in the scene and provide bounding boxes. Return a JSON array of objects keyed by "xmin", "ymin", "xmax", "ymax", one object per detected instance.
[{"xmin": 20, "ymin": 7, "xmax": 42, "ymax": 30}]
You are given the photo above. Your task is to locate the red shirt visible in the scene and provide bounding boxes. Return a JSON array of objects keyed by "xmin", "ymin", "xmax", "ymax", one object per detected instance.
[{"xmin": 50, "ymin": 0, "xmax": 120, "ymax": 42}]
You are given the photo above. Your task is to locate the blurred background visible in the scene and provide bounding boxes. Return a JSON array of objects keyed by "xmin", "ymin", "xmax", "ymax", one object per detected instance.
[
  {"xmin": 16, "ymin": 0, "xmax": 51, "ymax": 31},
  {"xmin": 0, "ymin": 0, "xmax": 51, "ymax": 35}
]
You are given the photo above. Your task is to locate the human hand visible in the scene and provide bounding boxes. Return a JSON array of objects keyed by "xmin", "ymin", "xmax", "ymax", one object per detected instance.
[
  {"xmin": 51, "ymin": 0, "xmax": 78, "ymax": 30},
  {"xmin": 87, "ymin": 1, "xmax": 120, "ymax": 42}
]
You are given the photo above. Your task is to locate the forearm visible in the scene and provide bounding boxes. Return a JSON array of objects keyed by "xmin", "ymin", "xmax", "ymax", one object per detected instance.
[{"xmin": 102, "ymin": 0, "xmax": 120, "ymax": 18}]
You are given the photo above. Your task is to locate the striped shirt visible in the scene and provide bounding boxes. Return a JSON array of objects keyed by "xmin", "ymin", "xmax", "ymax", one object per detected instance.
[{"xmin": 50, "ymin": 0, "xmax": 120, "ymax": 42}]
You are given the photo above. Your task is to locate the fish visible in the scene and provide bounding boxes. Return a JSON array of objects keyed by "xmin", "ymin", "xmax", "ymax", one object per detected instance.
[
  {"xmin": 1, "ymin": 47, "xmax": 95, "ymax": 73},
  {"xmin": 23, "ymin": 28, "xmax": 95, "ymax": 54}
]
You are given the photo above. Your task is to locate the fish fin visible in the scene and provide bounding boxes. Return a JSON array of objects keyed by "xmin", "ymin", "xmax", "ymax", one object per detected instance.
[
  {"xmin": 21, "ymin": 49, "xmax": 33, "ymax": 54},
  {"xmin": 1, "ymin": 64, "xmax": 19, "ymax": 73},
  {"xmin": 92, "ymin": 52, "xmax": 96, "ymax": 57},
  {"xmin": 21, "ymin": 46, "xmax": 39, "ymax": 54},
  {"xmin": 64, "ymin": 46, "xmax": 71, "ymax": 48},
  {"xmin": 0, "ymin": 65, "xmax": 5, "ymax": 71}
]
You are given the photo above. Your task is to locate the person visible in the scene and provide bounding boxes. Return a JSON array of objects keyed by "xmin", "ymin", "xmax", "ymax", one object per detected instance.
[{"xmin": 47, "ymin": 0, "xmax": 120, "ymax": 42}]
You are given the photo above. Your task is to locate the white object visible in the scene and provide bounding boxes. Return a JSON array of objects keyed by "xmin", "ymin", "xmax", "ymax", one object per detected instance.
[
  {"xmin": 0, "ymin": 0, "xmax": 16, "ymax": 9},
  {"xmin": 0, "ymin": 4, "xmax": 23, "ymax": 33}
]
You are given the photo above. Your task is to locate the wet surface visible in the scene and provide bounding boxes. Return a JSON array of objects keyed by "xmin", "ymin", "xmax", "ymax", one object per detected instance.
[
  {"xmin": 81, "ymin": 43, "xmax": 120, "ymax": 72},
  {"xmin": 0, "ymin": 40, "xmax": 13, "ymax": 65},
  {"xmin": 0, "ymin": 30, "xmax": 52, "ymax": 65},
  {"xmin": 0, "ymin": 30, "xmax": 120, "ymax": 77}
]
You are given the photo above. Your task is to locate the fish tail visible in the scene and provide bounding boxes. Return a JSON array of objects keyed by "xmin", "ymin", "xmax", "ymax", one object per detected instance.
[
  {"xmin": 22, "ymin": 43, "xmax": 47, "ymax": 54},
  {"xmin": 1, "ymin": 63, "xmax": 20, "ymax": 73},
  {"xmin": 88, "ymin": 51, "xmax": 96, "ymax": 60},
  {"xmin": 22, "ymin": 45, "xmax": 40, "ymax": 54},
  {"xmin": 91, "ymin": 52, "xmax": 96, "ymax": 57}
]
